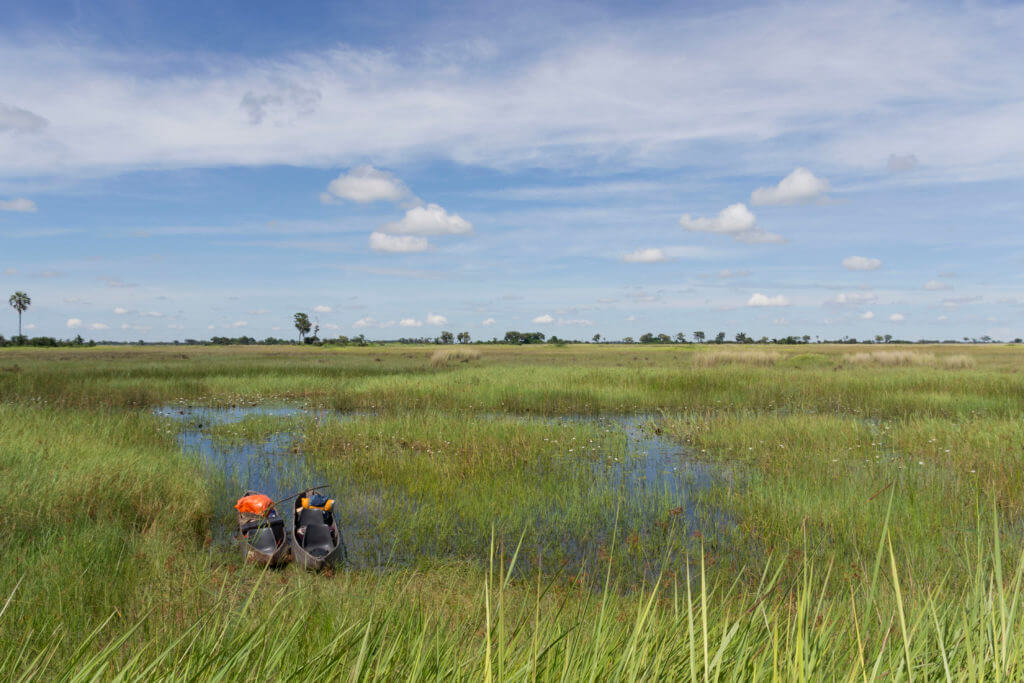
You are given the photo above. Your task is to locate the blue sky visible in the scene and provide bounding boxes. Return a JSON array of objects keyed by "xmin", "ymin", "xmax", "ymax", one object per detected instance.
[{"xmin": 2, "ymin": 0, "xmax": 1023, "ymax": 341}]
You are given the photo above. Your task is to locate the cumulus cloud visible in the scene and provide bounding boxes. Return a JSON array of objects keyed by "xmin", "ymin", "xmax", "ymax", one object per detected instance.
[
  {"xmin": 90, "ymin": 322, "xmax": 109, "ymax": 330},
  {"xmin": 426, "ymin": 313, "xmax": 447, "ymax": 325},
  {"xmin": 623, "ymin": 248, "xmax": 670, "ymax": 263},
  {"xmin": 924, "ymin": 279, "xmax": 950, "ymax": 291},
  {"xmin": 381, "ymin": 204, "xmax": 472, "ymax": 236},
  {"xmin": 113, "ymin": 307, "xmax": 129, "ymax": 314},
  {"xmin": 750, "ymin": 167, "xmax": 829, "ymax": 205},
  {"xmin": 679, "ymin": 203, "xmax": 783, "ymax": 244},
  {"xmin": 680, "ymin": 203, "xmax": 756, "ymax": 234},
  {"xmin": 313, "ymin": 304, "xmax": 332, "ymax": 313},
  {"xmin": 860, "ymin": 310, "xmax": 875, "ymax": 319},
  {"xmin": 747, "ymin": 293, "xmax": 790, "ymax": 307},
  {"xmin": 0, "ymin": 198, "xmax": 37, "ymax": 212},
  {"xmin": 532, "ymin": 314, "xmax": 555, "ymax": 323},
  {"xmin": 324, "ymin": 165, "xmax": 410, "ymax": 203},
  {"xmin": 140, "ymin": 311, "xmax": 164, "ymax": 318},
  {"xmin": 842, "ymin": 256, "xmax": 882, "ymax": 271},
  {"xmin": 66, "ymin": 318, "xmax": 82, "ymax": 328},
  {"xmin": 889, "ymin": 313, "xmax": 905, "ymax": 321},
  {"xmin": 887, "ymin": 154, "xmax": 918, "ymax": 172},
  {"xmin": 399, "ymin": 318, "xmax": 422, "ymax": 327},
  {"xmin": 369, "ymin": 232, "xmax": 429, "ymax": 253},
  {"xmin": 482, "ymin": 317, "xmax": 496, "ymax": 326},
  {"xmin": 353, "ymin": 317, "xmax": 375, "ymax": 329}
]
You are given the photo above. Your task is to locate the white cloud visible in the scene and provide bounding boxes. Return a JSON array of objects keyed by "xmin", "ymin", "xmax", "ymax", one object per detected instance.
[
  {"xmin": 680, "ymin": 203, "xmax": 756, "ymax": 235},
  {"xmin": 399, "ymin": 318, "xmax": 422, "ymax": 327},
  {"xmin": 887, "ymin": 154, "xmax": 918, "ymax": 172},
  {"xmin": 750, "ymin": 167, "xmax": 829, "ymax": 205},
  {"xmin": 66, "ymin": 318, "xmax": 82, "ymax": 328},
  {"xmin": 0, "ymin": 6, "xmax": 1023, "ymax": 185},
  {"xmin": 860, "ymin": 310, "xmax": 875, "ymax": 320},
  {"xmin": 842, "ymin": 256, "xmax": 882, "ymax": 271},
  {"xmin": 323, "ymin": 323, "xmax": 340, "ymax": 330},
  {"xmin": 889, "ymin": 313, "xmax": 905, "ymax": 322},
  {"xmin": 0, "ymin": 103, "xmax": 48, "ymax": 134},
  {"xmin": 747, "ymin": 293, "xmax": 790, "ymax": 307},
  {"xmin": 937, "ymin": 315, "xmax": 948, "ymax": 321},
  {"xmin": 168, "ymin": 323, "xmax": 184, "ymax": 330},
  {"xmin": 532, "ymin": 314, "xmax": 555, "ymax": 323},
  {"xmin": 924, "ymin": 279, "xmax": 950, "ymax": 291},
  {"xmin": 426, "ymin": 313, "xmax": 447, "ymax": 325},
  {"xmin": 623, "ymin": 248, "xmax": 670, "ymax": 263},
  {"xmin": 0, "ymin": 197, "xmax": 37, "ymax": 212},
  {"xmin": 24, "ymin": 323, "xmax": 35, "ymax": 330},
  {"xmin": 89, "ymin": 322, "xmax": 109, "ymax": 330},
  {"xmin": 369, "ymin": 231, "xmax": 429, "ymax": 253},
  {"xmin": 3, "ymin": 267, "xmax": 18, "ymax": 275},
  {"xmin": 353, "ymin": 317, "xmax": 374, "ymax": 328},
  {"xmin": 482, "ymin": 317, "xmax": 496, "ymax": 326},
  {"xmin": 734, "ymin": 229, "xmax": 786, "ymax": 244},
  {"xmin": 140, "ymin": 311, "xmax": 164, "ymax": 318},
  {"xmin": 560, "ymin": 318, "xmax": 594, "ymax": 326},
  {"xmin": 313, "ymin": 304, "xmax": 332, "ymax": 313},
  {"xmin": 113, "ymin": 307, "xmax": 129, "ymax": 314},
  {"xmin": 229, "ymin": 321, "xmax": 248, "ymax": 328},
  {"xmin": 829, "ymin": 292, "xmax": 878, "ymax": 306},
  {"xmin": 324, "ymin": 165, "xmax": 409, "ymax": 203},
  {"xmin": 381, "ymin": 204, "xmax": 472, "ymax": 236}
]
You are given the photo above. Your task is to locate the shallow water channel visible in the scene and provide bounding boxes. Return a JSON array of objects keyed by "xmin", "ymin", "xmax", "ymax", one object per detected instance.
[{"xmin": 157, "ymin": 405, "xmax": 730, "ymax": 582}]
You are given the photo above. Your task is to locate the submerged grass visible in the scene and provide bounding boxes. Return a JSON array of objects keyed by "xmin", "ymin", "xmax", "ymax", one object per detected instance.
[{"xmin": 1, "ymin": 343, "xmax": 1023, "ymax": 677}]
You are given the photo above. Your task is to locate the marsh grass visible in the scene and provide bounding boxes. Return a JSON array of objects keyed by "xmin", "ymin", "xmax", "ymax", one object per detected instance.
[
  {"xmin": 691, "ymin": 349, "xmax": 781, "ymax": 367},
  {"xmin": 430, "ymin": 347, "xmax": 482, "ymax": 367},
  {"xmin": 846, "ymin": 349, "xmax": 978, "ymax": 369},
  {"xmin": 2, "ymin": 343, "xmax": 1024, "ymax": 676}
]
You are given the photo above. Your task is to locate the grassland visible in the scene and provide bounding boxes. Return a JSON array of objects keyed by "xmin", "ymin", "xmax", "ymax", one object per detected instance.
[{"xmin": 1, "ymin": 343, "xmax": 1023, "ymax": 678}]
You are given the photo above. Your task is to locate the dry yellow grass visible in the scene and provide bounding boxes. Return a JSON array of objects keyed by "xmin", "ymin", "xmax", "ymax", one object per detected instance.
[
  {"xmin": 692, "ymin": 350, "xmax": 781, "ymax": 367},
  {"xmin": 846, "ymin": 350, "xmax": 976, "ymax": 369},
  {"xmin": 430, "ymin": 347, "xmax": 482, "ymax": 367}
]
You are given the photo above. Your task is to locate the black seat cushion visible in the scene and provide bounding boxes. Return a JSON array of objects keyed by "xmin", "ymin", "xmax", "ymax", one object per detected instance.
[
  {"xmin": 298, "ymin": 508, "xmax": 327, "ymax": 527},
  {"xmin": 302, "ymin": 524, "xmax": 334, "ymax": 558},
  {"xmin": 248, "ymin": 527, "xmax": 280, "ymax": 553}
]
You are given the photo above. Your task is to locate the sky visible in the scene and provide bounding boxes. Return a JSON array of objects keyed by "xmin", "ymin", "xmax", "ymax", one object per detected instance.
[{"xmin": 1, "ymin": 0, "xmax": 1023, "ymax": 342}]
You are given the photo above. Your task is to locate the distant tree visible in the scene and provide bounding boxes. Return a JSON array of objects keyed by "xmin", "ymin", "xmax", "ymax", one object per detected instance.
[
  {"xmin": 592, "ymin": 333, "xmax": 601, "ymax": 343},
  {"xmin": 657, "ymin": 333, "xmax": 671, "ymax": 343},
  {"xmin": 980, "ymin": 335, "xmax": 992, "ymax": 343},
  {"xmin": 1014, "ymin": 338, "xmax": 1022, "ymax": 344},
  {"xmin": 438, "ymin": 330, "xmax": 455, "ymax": 344},
  {"xmin": 884, "ymin": 334, "xmax": 893, "ymax": 344},
  {"xmin": 714, "ymin": 331, "xmax": 726, "ymax": 344},
  {"xmin": 293, "ymin": 312, "xmax": 312, "ymax": 342},
  {"xmin": 8, "ymin": 291, "xmax": 30, "ymax": 340},
  {"xmin": 73, "ymin": 334, "xmax": 84, "ymax": 346},
  {"xmin": 639, "ymin": 332, "xmax": 656, "ymax": 344},
  {"xmin": 802, "ymin": 335, "xmax": 811, "ymax": 344},
  {"xmin": 735, "ymin": 331, "xmax": 749, "ymax": 344},
  {"xmin": 693, "ymin": 330, "xmax": 705, "ymax": 343},
  {"xmin": 622, "ymin": 336, "xmax": 634, "ymax": 344},
  {"xmin": 675, "ymin": 332, "xmax": 686, "ymax": 343},
  {"xmin": 457, "ymin": 331, "xmax": 471, "ymax": 344}
]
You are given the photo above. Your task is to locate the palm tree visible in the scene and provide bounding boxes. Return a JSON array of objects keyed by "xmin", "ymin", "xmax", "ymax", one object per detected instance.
[{"xmin": 8, "ymin": 291, "xmax": 30, "ymax": 340}]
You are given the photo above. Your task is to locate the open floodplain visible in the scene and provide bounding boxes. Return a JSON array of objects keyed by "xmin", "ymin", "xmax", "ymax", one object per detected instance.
[{"xmin": 2, "ymin": 343, "xmax": 1024, "ymax": 679}]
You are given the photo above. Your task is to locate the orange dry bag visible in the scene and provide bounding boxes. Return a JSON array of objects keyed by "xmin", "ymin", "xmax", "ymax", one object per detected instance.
[{"xmin": 235, "ymin": 493, "xmax": 275, "ymax": 516}]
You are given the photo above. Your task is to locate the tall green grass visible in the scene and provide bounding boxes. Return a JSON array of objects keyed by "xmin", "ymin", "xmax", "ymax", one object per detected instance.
[{"xmin": 2, "ymin": 344, "xmax": 1024, "ymax": 676}]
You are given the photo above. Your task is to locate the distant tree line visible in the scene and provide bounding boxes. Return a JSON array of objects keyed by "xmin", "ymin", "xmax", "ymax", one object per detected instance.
[{"xmin": 6, "ymin": 299, "xmax": 1024, "ymax": 347}]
